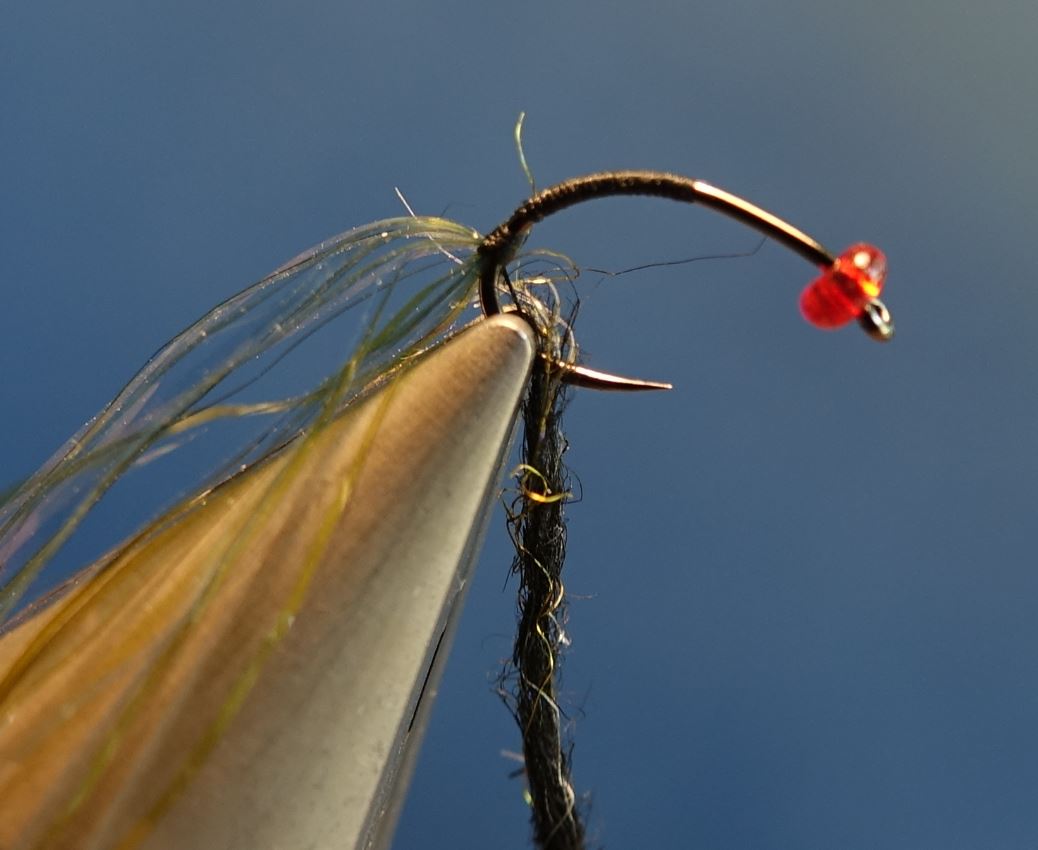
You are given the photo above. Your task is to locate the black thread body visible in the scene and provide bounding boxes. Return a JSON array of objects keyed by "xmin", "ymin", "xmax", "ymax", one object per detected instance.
[{"xmin": 505, "ymin": 363, "xmax": 585, "ymax": 850}]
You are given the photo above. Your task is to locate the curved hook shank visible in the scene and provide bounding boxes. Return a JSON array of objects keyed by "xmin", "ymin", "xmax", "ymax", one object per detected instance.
[
  {"xmin": 478, "ymin": 171, "xmax": 836, "ymax": 317},
  {"xmin": 476, "ymin": 171, "xmax": 877, "ymax": 391}
]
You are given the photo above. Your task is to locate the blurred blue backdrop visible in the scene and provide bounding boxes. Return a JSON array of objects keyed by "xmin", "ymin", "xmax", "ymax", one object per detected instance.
[{"xmin": 4, "ymin": 1, "xmax": 1037, "ymax": 848}]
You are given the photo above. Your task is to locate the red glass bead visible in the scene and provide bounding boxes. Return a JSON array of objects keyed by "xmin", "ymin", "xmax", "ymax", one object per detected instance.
[{"xmin": 800, "ymin": 243, "xmax": 886, "ymax": 329}]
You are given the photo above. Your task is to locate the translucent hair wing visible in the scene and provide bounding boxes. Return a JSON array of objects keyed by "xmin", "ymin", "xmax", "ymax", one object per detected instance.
[{"xmin": 0, "ymin": 215, "xmax": 483, "ymax": 621}]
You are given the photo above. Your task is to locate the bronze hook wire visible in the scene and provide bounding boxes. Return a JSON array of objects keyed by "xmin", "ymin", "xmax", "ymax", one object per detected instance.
[{"xmin": 477, "ymin": 170, "xmax": 892, "ymax": 391}]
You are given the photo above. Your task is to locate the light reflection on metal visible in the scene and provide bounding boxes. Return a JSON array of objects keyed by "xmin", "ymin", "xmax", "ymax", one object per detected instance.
[{"xmin": 0, "ymin": 314, "xmax": 535, "ymax": 850}]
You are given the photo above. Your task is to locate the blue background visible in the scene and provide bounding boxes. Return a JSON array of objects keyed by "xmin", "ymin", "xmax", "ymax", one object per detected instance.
[{"xmin": 4, "ymin": 2, "xmax": 1037, "ymax": 848}]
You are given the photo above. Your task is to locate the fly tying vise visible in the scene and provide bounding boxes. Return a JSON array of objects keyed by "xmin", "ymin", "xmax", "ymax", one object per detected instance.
[{"xmin": 478, "ymin": 170, "xmax": 894, "ymax": 391}]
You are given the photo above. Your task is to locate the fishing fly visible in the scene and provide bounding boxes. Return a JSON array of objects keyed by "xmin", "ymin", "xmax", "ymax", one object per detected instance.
[
  {"xmin": 475, "ymin": 170, "xmax": 892, "ymax": 850},
  {"xmin": 0, "ymin": 157, "xmax": 893, "ymax": 850}
]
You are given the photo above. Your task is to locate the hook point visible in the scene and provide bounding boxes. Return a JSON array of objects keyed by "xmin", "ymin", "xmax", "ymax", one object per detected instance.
[{"xmin": 558, "ymin": 362, "xmax": 673, "ymax": 392}]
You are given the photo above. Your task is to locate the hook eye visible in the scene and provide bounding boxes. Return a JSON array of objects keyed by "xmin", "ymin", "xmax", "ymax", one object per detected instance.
[{"xmin": 859, "ymin": 298, "xmax": 895, "ymax": 342}]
